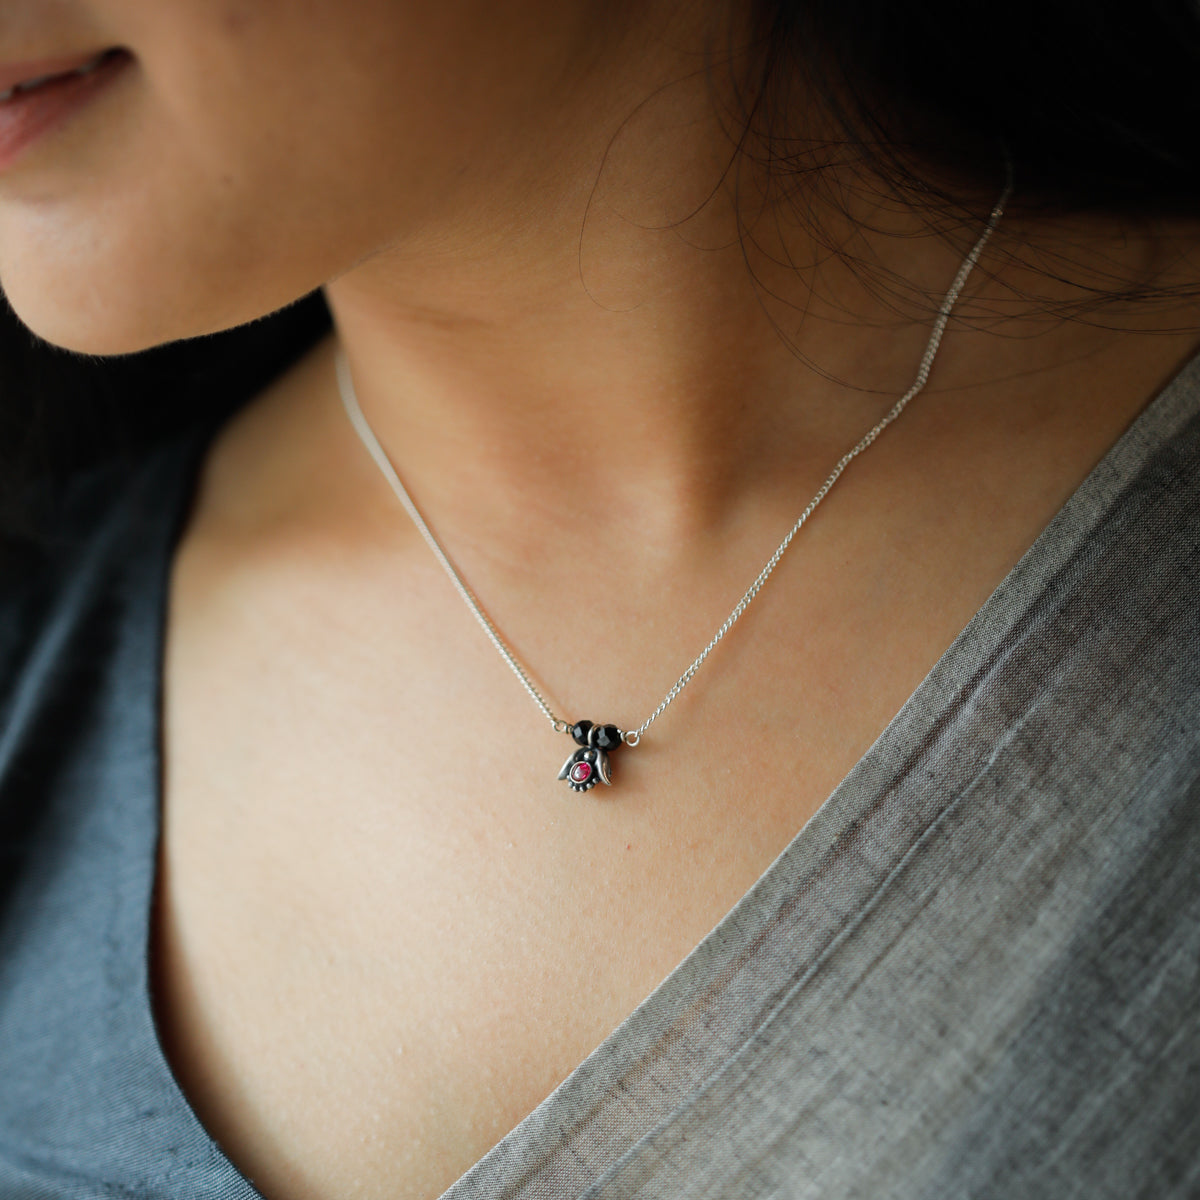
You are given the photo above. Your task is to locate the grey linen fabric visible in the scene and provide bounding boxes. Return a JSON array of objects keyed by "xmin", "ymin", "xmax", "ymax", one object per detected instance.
[{"xmin": 1, "ymin": 352, "xmax": 1199, "ymax": 1198}]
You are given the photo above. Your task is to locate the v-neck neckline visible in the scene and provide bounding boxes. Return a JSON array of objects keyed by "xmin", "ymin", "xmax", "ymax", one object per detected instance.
[{"xmin": 131, "ymin": 349, "xmax": 1200, "ymax": 1199}]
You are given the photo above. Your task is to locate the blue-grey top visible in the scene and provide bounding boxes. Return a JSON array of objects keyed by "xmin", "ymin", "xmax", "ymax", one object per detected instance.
[{"xmin": 2, "ymin": 353, "xmax": 1199, "ymax": 1198}]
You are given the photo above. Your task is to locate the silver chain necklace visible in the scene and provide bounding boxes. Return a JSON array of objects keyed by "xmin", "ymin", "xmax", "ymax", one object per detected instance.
[{"xmin": 336, "ymin": 187, "xmax": 1009, "ymax": 794}]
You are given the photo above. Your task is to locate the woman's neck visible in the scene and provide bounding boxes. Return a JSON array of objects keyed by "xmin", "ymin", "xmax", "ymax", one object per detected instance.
[
  {"xmin": 324, "ymin": 192, "xmax": 1198, "ymax": 552},
  {"xmin": 284, "ymin": 2, "xmax": 1197, "ymax": 568}
]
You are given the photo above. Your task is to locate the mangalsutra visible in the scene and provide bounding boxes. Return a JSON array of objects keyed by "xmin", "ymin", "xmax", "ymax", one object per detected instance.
[{"xmin": 337, "ymin": 186, "xmax": 1009, "ymax": 795}]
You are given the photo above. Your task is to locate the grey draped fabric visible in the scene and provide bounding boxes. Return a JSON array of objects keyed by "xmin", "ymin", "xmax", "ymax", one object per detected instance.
[{"xmin": 2, "ymin": 353, "xmax": 1200, "ymax": 1198}]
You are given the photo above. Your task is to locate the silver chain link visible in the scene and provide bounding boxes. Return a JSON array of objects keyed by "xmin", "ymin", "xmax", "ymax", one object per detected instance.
[{"xmin": 337, "ymin": 183, "xmax": 1010, "ymax": 748}]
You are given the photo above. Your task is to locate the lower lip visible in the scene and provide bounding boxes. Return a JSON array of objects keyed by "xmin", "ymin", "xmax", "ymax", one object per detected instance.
[{"xmin": 0, "ymin": 50, "xmax": 131, "ymax": 174}]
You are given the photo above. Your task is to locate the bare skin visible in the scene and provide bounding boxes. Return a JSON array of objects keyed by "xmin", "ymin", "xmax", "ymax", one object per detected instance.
[{"xmin": 0, "ymin": 2, "xmax": 1198, "ymax": 1200}]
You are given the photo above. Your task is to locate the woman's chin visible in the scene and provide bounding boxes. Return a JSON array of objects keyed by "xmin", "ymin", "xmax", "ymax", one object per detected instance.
[
  {"xmin": 2, "ymin": 276, "xmax": 168, "ymax": 355},
  {"xmin": 4, "ymin": 308, "xmax": 160, "ymax": 358},
  {"xmin": 1, "ymin": 271, "xmax": 274, "ymax": 358}
]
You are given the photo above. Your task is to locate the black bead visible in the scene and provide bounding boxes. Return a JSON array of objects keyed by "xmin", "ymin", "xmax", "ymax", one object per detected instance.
[
  {"xmin": 596, "ymin": 724, "xmax": 622, "ymax": 750},
  {"xmin": 571, "ymin": 720, "xmax": 594, "ymax": 747}
]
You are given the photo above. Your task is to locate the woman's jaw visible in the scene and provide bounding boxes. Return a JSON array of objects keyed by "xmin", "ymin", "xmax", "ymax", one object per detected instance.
[{"xmin": 0, "ymin": 0, "xmax": 680, "ymax": 354}]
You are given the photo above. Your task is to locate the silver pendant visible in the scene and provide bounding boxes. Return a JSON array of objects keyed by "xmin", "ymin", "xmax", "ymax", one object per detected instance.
[{"xmin": 558, "ymin": 720, "xmax": 622, "ymax": 792}]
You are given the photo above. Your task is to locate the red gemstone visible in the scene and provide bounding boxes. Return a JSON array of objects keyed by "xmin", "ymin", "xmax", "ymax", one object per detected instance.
[{"xmin": 570, "ymin": 761, "xmax": 593, "ymax": 783}]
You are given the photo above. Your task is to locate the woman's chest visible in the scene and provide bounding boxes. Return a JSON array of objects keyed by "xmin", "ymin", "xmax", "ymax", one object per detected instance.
[
  {"xmin": 151, "ymin": 682, "xmax": 825, "ymax": 1200},
  {"xmin": 151, "ymin": 398, "xmax": 1092, "ymax": 1200},
  {"xmin": 151, "ymin": 529, "xmax": 880, "ymax": 1200}
]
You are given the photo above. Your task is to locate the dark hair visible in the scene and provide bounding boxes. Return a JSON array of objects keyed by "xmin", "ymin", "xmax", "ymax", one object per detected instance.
[
  {"xmin": 750, "ymin": 0, "xmax": 1200, "ymax": 215},
  {"xmin": 4, "ymin": 0, "xmax": 1200, "ymax": 534}
]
